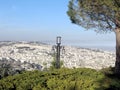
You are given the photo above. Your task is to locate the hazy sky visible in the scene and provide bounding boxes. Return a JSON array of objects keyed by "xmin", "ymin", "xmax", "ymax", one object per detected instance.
[{"xmin": 0, "ymin": 0, "xmax": 115, "ymax": 45}]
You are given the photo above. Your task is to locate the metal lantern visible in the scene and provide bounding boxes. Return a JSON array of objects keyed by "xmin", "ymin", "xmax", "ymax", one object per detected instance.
[
  {"xmin": 56, "ymin": 36, "xmax": 61, "ymax": 44},
  {"xmin": 51, "ymin": 36, "xmax": 65, "ymax": 69}
]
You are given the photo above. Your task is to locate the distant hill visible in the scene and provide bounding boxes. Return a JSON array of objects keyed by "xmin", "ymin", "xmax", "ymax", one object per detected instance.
[{"xmin": 0, "ymin": 41, "xmax": 115, "ymax": 70}]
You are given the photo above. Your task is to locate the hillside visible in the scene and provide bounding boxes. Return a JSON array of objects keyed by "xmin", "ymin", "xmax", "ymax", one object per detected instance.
[{"xmin": 0, "ymin": 41, "xmax": 115, "ymax": 70}]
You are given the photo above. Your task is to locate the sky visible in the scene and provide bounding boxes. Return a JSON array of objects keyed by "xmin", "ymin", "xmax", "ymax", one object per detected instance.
[{"xmin": 0, "ymin": 0, "xmax": 116, "ymax": 48}]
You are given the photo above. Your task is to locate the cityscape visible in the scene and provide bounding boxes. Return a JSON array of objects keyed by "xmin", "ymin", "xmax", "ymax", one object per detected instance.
[{"xmin": 0, "ymin": 0, "xmax": 119, "ymax": 89}]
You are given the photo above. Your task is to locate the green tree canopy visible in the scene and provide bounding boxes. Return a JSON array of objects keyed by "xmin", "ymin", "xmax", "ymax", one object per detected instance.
[
  {"xmin": 67, "ymin": 0, "xmax": 120, "ymax": 32},
  {"xmin": 67, "ymin": 0, "xmax": 120, "ymax": 75}
]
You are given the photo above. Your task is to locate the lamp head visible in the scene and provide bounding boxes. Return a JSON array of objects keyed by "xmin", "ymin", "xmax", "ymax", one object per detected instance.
[{"xmin": 56, "ymin": 36, "xmax": 61, "ymax": 44}]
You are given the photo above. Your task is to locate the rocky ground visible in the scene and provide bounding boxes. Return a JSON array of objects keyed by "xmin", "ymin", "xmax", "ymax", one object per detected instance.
[{"xmin": 0, "ymin": 41, "xmax": 115, "ymax": 70}]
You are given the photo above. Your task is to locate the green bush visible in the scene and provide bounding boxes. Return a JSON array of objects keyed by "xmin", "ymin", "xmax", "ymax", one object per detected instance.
[
  {"xmin": 0, "ymin": 63, "xmax": 24, "ymax": 79},
  {"xmin": 49, "ymin": 57, "xmax": 63, "ymax": 70},
  {"xmin": 0, "ymin": 67, "xmax": 120, "ymax": 90}
]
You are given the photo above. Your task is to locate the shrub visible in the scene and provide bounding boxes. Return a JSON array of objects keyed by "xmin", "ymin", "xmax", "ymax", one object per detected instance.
[
  {"xmin": 0, "ymin": 63, "xmax": 25, "ymax": 79},
  {"xmin": 50, "ymin": 57, "xmax": 63, "ymax": 70},
  {"xmin": 0, "ymin": 68, "xmax": 110, "ymax": 90}
]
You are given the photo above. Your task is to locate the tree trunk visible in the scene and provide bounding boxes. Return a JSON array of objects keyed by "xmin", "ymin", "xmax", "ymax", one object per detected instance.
[{"xmin": 115, "ymin": 27, "xmax": 120, "ymax": 75}]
